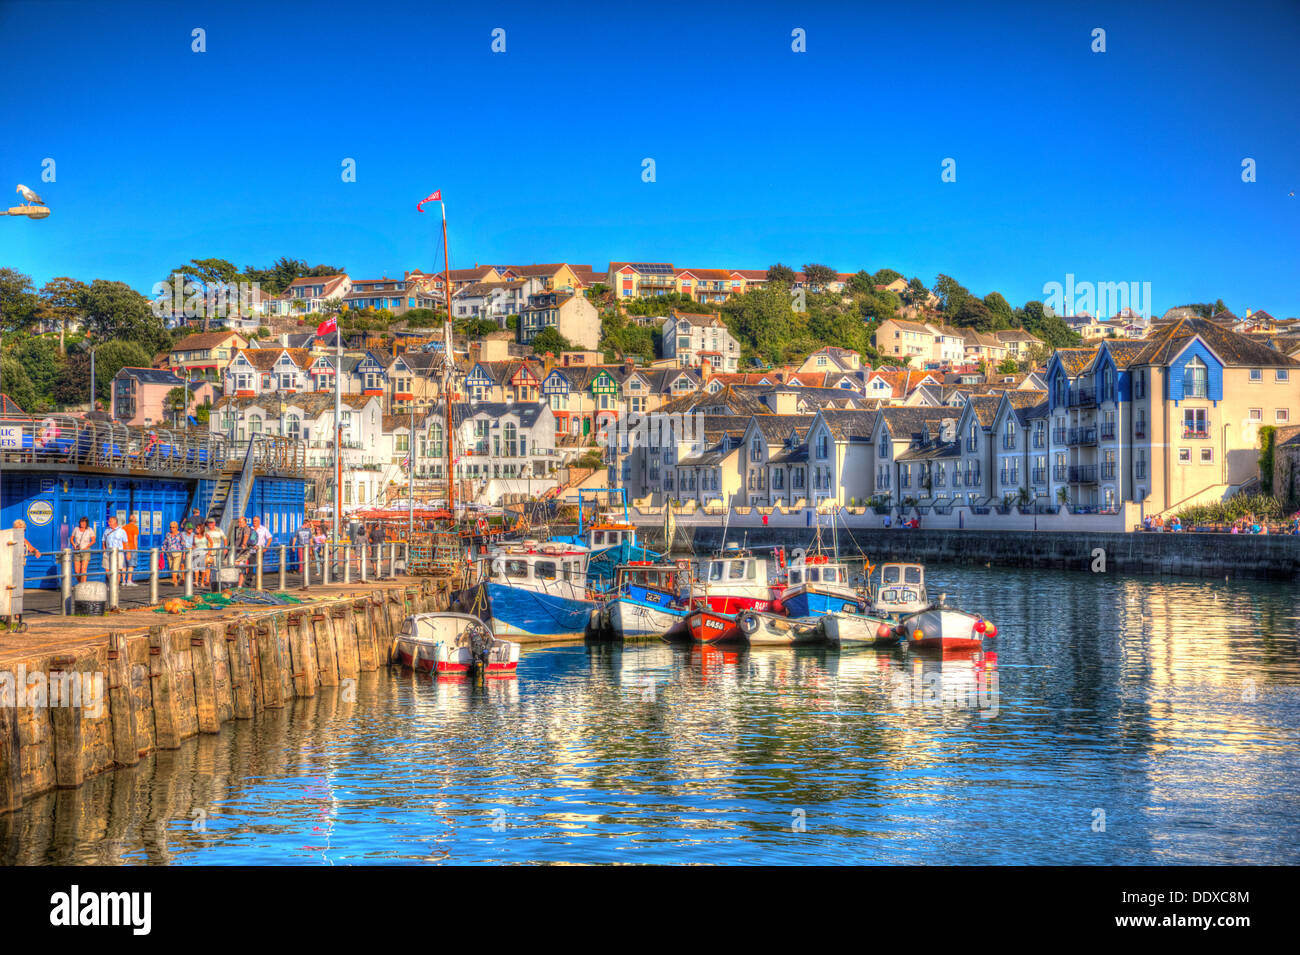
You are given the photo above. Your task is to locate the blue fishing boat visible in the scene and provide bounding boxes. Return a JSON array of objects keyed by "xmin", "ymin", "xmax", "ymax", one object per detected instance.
[
  {"xmin": 605, "ymin": 562, "xmax": 690, "ymax": 639},
  {"xmin": 778, "ymin": 554, "xmax": 866, "ymax": 618},
  {"xmin": 549, "ymin": 489, "xmax": 661, "ymax": 593},
  {"xmin": 457, "ymin": 540, "xmax": 598, "ymax": 640}
]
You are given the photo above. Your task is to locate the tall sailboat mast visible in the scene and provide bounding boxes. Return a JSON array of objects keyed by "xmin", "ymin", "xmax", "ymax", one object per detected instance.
[{"xmin": 440, "ymin": 197, "xmax": 455, "ymax": 518}]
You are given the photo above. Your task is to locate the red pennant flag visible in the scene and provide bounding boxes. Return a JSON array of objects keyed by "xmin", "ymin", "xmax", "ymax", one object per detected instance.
[
  {"xmin": 316, "ymin": 316, "xmax": 337, "ymax": 336},
  {"xmin": 417, "ymin": 189, "xmax": 442, "ymax": 213}
]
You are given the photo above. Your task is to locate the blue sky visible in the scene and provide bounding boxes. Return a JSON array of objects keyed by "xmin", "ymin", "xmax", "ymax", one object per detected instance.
[{"xmin": 2, "ymin": 0, "xmax": 1297, "ymax": 317}]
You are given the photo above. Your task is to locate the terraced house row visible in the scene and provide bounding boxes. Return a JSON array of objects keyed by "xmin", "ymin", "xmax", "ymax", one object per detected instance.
[{"xmin": 615, "ymin": 318, "xmax": 1300, "ymax": 524}]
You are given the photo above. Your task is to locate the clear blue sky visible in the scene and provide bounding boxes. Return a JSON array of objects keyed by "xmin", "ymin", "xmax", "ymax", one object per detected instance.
[{"xmin": 2, "ymin": 0, "xmax": 1297, "ymax": 317}]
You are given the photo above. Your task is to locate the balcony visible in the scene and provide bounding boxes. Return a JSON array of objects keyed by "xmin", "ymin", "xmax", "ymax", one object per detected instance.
[
  {"xmin": 1100, "ymin": 422, "xmax": 1117, "ymax": 440},
  {"xmin": 1068, "ymin": 427, "xmax": 1097, "ymax": 446},
  {"xmin": 1052, "ymin": 465, "xmax": 1068, "ymax": 482},
  {"xmin": 1068, "ymin": 465, "xmax": 1098, "ymax": 484},
  {"xmin": 1069, "ymin": 388, "xmax": 1097, "ymax": 408},
  {"xmin": 999, "ymin": 470, "xmax": 1020, "ymax": 487},
  {"xmin": 965, "ymin": 439, "xmax": 978, "ymax": 452},
  {"xmin": 1100, "ymin": 463, "xmax": 1117, "ymax": 481},
  {"xmin": 1052, "ymin": 429, "xmax": 1067, "ymax": 445},
  {"xmin": 1031, "ymin": 467, "xmax": 1047, "ymax": 485},
  {"xmin": 1183, "ymin": 427, "xmax": 1209, "ymax": 439},
  {"xmin": 1032, "ymin": 434, "xmax": 1046, "ymax": 449},
  {"xmin": 1002, "ymin": 436, "xmax": 1016, "ymax": 450}
]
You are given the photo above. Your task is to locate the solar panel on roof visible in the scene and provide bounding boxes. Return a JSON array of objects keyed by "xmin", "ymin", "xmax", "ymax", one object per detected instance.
[{"xmin": 632, "ymin": 263, "xmax": 674, "ymax": 274}]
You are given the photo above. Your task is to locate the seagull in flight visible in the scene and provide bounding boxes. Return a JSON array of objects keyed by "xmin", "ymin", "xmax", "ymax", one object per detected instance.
[{"xmin": 16, "ymin": 184, "xmax": 44, "ymax": 204}]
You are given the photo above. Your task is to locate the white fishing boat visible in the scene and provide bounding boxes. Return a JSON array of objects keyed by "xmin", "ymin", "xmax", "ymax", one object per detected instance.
[
  {"xmin": 606, "ymin": 561, "xmax": 691, "ymax": 639},
  {"xmin": 903, "ymin": 598, "xmax": 997, "ymax": 651},
  {"xmin": 394, "ymin": 612, "xmax": 520, "ymax": 675},
  {"xmin": 820, "ymin": 609, "xmax": 896, "ymax": 646},
  {"xmin": 692, "ymin": 546, "xmax": 782, "ymax": 614},
  {"xmin": 456, "ymin": 540, "xmax": 599, "ymax": 640},
  {"xmin": 735, "ymin": 608, "xmax": 824, "ymax": 646}
]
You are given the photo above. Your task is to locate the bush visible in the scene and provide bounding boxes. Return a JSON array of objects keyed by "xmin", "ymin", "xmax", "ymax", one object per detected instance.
[{"xmin": 1176, "ymin": 493, "xmax": 1285, "ymax": 527}]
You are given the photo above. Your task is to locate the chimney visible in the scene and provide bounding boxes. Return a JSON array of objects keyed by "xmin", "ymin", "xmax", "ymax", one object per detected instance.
[{"xmin": 701, "ymin": 356, "xmax": 712, "ymax": 381}]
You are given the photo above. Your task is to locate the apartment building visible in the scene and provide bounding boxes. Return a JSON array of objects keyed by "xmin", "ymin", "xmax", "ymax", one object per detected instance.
[
  {"xmin": 518, "ymin": 290, "xmax": 601, "ymax": 350},
  {"xmin": 662, "ymin": 310, "xmax": 740, "ymax": 372},
  {"xmin": 168, "ymin": 330, "xmax": 249, "ymax": 383}
]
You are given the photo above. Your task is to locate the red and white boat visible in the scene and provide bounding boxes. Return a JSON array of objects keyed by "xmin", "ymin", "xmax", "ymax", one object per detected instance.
[
  {"xmin": 687, "ymin": 606, "xmax": 743, "ymax": 644},
  {"xmin": 394, "ymin": 612, "xmax": 520, "ymax": 675},
  {"xmin": 692, "ymin": 550, "xmax": 782, "ymax": 614}
]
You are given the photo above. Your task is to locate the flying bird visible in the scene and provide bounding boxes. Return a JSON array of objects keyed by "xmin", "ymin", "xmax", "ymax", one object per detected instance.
[{"xmin": 16, "ymin": 184, "xmax": 43, "ymax": 204}]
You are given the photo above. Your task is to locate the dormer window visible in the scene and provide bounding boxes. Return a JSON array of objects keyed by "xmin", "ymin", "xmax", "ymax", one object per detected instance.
[{"xmin": 1183, "ymin": 357, "xmax": 1208, "ymax": 398}]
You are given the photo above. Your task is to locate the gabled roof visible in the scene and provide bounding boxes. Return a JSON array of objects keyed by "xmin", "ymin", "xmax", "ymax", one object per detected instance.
[
  {"xmin": 817, "ymin": 408, "xmax": 879, "ymax": 441},
  {"xmin": 114, "ymin": 366, "xmax": 185, "ymax": 386},
  {"xmin": 172, "ymin": 330, "xmax": 246, "ymax": 352},
  {"xmin": 230, "ymin": 347, "xmax": 313, "ymax": 372},
  {"xmin": 1132, "ymin": 316, "xmax": 1300, "ymax": 368},
  {"xmin": 1052, "ymin": 347, "xmax": 1100, "ymax": 376}
]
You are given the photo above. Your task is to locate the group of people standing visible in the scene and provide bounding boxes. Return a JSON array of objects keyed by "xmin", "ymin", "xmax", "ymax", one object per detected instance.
[{"xmin": 62, "ymin": 511, "xmax": 394, "ymax": 587}]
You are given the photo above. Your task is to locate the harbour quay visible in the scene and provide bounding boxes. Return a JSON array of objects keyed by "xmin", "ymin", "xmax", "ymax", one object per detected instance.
[{"xmin": 0, "ymin": 577, "xmax": 460, "ymax": 815}]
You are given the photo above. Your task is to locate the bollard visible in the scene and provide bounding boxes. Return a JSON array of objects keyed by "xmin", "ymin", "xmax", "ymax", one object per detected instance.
[
  {"xmin": 323, "ymin": 541, "xmax": 332, "ymax": 586},
  {"xmin": 149, "ymin": 547, "xmax": 159, "ymax": 605},
  {"xmin": 404, "ymin": 540, "xmax": 411, "ymax": 575},
  {"xmin": 360, "ymin": 544, "xmax": 368, "ymax": 583},
  {"xmin": 381, "ymin": 542, "xmax": 389, "ymax": 579},
  {"xmin": 302, "ymin": 547, "xmax": 311, "ymax": 590},
  {"xmin": 256, "ymin": 546, "xmax": 264, "ymax": 590},
  {"xmin": 213, "ymin": 547, "xmax": 222, "ymax": 592},
  {"xmin": 185, "ymin": 549, "xmax": 194, "ymax": 598},
  {"xmin": 344, "ymin": 543, "xmax": 352, "ymax": 584},
  {"xmin": 61, "ymin": 548, "xmax": 72, "ymax": 615},
  {"xmin": 108, "ymin": 550, "xmax": 119, "ymax": 610},
  {"xmin": 279, "ymin": 544, "xmax": 287, "ymax": 590}
]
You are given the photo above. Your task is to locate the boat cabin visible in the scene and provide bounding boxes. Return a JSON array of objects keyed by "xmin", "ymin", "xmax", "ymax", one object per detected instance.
[
  {"xmin": 615, "ymin": 562, "xmax": 683, "ymax": 594},
  {"xmin": 587, "ymin": 522, "xmax": 637, "ymax": 550},
  {"xmin": 702, "ymin": 554, "xmax": 771, "ymax": 584},
  {"xmin": 486, "ymin": 540, "xmax": 590, "ymax": 597},
  {"xmin": 786, "ymin": 557, "xmax": 851, "ymax": 589},
  {"xmin": 873, "ymin": 563, "xmax": 929, "ymax": 615},
  {"xmin": 400, "ymin": 611, "xmax": 494, "ymax": 646}
]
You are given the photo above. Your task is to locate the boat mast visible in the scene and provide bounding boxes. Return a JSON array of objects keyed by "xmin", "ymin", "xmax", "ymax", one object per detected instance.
[{"xmin": 440, "ymin": 197, "xmax": 455, "ymax": 519}]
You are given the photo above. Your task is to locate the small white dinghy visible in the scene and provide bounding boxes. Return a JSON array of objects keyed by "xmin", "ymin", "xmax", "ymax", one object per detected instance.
[
  {"xmin": 820, "ymin": 610, "xmax": 895, "ymax": 646},
  {"xmin": 736, "ymin": 609, "xmax": 824, "ymax": 646},
  {"xmin": 394, "ymin": 612, "xmax": 520, "ymax": 676}
]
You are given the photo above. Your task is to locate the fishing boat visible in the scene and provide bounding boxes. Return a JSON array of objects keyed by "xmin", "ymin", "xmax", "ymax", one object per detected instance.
[
  {"xmin": 687, "ymin": 606, "xmax": 743, "ymax": 644},
  {"xmin": 606, "ymin": 561, "xmax": 691, "ymax": 639},
  {"xmin": 549, "ymin": 489, "xmax": 662, "ymax": 593},
  {"xmin": 820, "ymin": 609, "xmax": 897, "ymax": 647},
  {"xmin": 394, "ymin": 611, "xmax": 520, "ymax": 675},
  {"xmin": 903, "ymin": 596, "xmax": 997, "ymax": 651},
  {"xmin": 456, "ymin": 540, "xmax": 598, "ymax": 641},
  {"xmin": 735, "ymin": 608, "xmax": 824, "ymax": 647},
  {"xmin": 691, "ymin": 546, "xmax": 781, "ymax": 614},
  {"xmin": 779, "ymin": 552, "xmax": 865, "ymax": 618}
]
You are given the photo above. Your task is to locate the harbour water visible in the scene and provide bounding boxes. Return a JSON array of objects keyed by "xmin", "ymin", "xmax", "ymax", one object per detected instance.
[{"xmin": 3, "ymin": 563, "xmax": 1299, "ymax": 865}]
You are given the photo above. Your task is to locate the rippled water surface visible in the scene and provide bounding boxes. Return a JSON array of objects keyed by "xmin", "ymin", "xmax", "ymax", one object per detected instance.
[{"xmin": 4, "ymin": 564, "xmax": 1299, "ymax": 865}]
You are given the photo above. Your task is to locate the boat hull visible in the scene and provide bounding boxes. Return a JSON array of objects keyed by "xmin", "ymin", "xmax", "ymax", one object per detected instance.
[
  {"xmin": 688, "ymin": 608, "xmax": 743, "ymax": 644},
  {"xmin": 903, "ymin": 608, "xmax": 986, "ymax": 650},
  {"xmin": 780, "ymin": 586, "xmax": 865, "ymax": 619},
  {"xmin": 737, "ymin": 609, "xmax": 824, "ymax": 646},
  {"xmin": 468, "ymin": 582, "xmax": 597, "ymax": 640},
  {"xmin": 609, "ymin": 596, "xmax": 689, "ymax": 639},
  {"xmin": 695, "ymin": 592, "xmax": 778, "ymax": 614},
  {"xmin": 821, "ymin": 610, "xmax": 896, "ymax": 646},
  {"xmin": 396, "ymin": 639, "xmax": 519, "ymax": 675}
]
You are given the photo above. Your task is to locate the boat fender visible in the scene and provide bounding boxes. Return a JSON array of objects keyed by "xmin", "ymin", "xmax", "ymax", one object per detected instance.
[
  {"xmin": 911, "ymin": 629, "xmax": 924, "ymax": 642},
  {"xmin": 739, "ymin": 610, "xmax": 760, "ymax": 635},
  {"xmin": 876, "ymin": 622, "xmax": 894, "ymax": 642},
  {"xmin": 985, "ymin": 622, "xmax": 997, "ymax": 638}
]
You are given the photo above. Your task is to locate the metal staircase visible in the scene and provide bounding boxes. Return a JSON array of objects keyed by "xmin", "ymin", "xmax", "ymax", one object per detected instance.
[{"xmin": 205, "ymin": 440, "xmax": 259, "ymax": 532}]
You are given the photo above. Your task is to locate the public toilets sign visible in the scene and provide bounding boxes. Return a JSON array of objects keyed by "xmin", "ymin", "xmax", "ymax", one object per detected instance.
[{"xmin": 0, "ymin": 424, "xmax": 22, "ymax": 449}]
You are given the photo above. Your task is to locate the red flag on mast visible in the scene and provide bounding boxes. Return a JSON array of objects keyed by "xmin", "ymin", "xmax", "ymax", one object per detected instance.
[
  {"xmin": 417, "ymin": 190, "xmax": 442, "ymax": 213},
  {"xmin": 316, "ymin": 315, "xmax": 336, "ymax": 336}
]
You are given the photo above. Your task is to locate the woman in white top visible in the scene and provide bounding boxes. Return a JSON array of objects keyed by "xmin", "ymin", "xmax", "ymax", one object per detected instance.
[
  {"xmin": 202, "ymin": 518, "xmax": 226, "ymax": 587},
  {"xmin": 70, "ymin": 516, "xmax": 95, "ymax": 584}
]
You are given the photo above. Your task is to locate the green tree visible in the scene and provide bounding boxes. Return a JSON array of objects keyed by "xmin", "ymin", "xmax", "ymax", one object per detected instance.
[
  {"xmin": 0, "ymin": 268, "xmax": 40, "ymax": 333},
  {"xmin": 164, "ymin": 386, "xmax": 190, "ymax": 428},
  {"xmin": 529, "ymin": 327, "xmax": 572, "ymax": 355},
  {"xmin": 996, "ymin": 357, "xmax": 1019, "ymax": 374},
  {"xmin": 52, "ymin": 349, "xmax": 92, "ymax": 406},
  {"xmin": 79, "ymin": 280, "xmax": 170, "ymax": 353},
  {"xmin": 39, "ymin": 276, "xmax": 87, "ymax": 355},
  {"xmin": 984, "ymin": 291, "xmax": 1014, "ymax": 328},
  {"xmin": 847, "ymin": 270, "xmax": 876, "ymax": 295},
  {"xmin": 802, "ymin": 264, "xmax": 837, "ymax": 290},
  {"xmin": 932, "ymin": 274, "xmax": 972, "ymax": 312},
  {"xmin": 766, "ymin": 263, "xmax": 796, "ymax": 285},
  {"xmin": 872, "ymin": 268, "xmax": 904, "ymax": 286},
  {"xmin": 92, "ymin": 340, "xmax": 154, "ymax": 403},
  {"xmin": 10, "ymin": 336, "xmax": 62, "ymax": 411},
  {"xmin": 0, "ymin": 355, "xmax": 36, "ymax": 412}
]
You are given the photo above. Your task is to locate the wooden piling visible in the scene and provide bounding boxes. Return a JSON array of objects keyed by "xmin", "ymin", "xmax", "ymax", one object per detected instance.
[
  {"xmin": 189, "ymin": 628, "xmax": 222, "ymax": 734},
  {"xmin": 106, "ymin": 631, "xmax": 140, "ymax": 768}
]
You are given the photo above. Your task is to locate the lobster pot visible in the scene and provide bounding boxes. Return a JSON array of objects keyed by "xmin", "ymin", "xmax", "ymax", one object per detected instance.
[{"xmin": 72, "ymin": 581, "xmax": 107, "ymax": 616}]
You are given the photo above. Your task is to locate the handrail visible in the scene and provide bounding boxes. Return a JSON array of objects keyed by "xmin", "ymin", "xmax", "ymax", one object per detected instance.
[{"xmin": 0, "ymin": 413, "xmax": 231, "ymax": 475}]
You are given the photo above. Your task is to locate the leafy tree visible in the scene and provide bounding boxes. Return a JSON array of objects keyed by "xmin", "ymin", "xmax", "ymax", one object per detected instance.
[
  {"xmin": 0, "ymin": 355, "xmax": 36, "ymax": 411},
  {"xmin": 1019, "ymin": 300, "xmax": 1081, "ymax": 348},
  {"xmin": 0, "ymin": 268, "xmax": 40, "ymax": 333},
  {"xmin": 79, "ymin": 280, "xmax": 170, "ymax": 353},
  {"xmin": 996, "ymin": 357, "xmax": 1019, "ymax": 374},
  {"xmin": 164, "ymin": 386, "xmax": 190, "ymax": 428},
  {"xmin": 802, "ymin": 264, "xmax": 837, "ymax": 290},
  {"xmin": 932, "ymin": 274, "xmax": 972, "ymax": 312},
  {"xmin": 403, "ymin": 307, "xmax": 444, "ymax": 328},
  {"xmin": 902, "ymin": 277, "xmax": 929, "ymax": 306},
  {"xmin": 599, "ymin": 313, "xmax": 656, "ymax": 362},
  {"xmin": 10, "ymin": 336, "xmax": 61, "ymax": 411},
  {"xmin": 984, "ymin": 291, "xmax": 1014, "ymax": 328},
  {"xmin": 529, "ymin": 327, "xmax": 572, "ymax": 355},
  {"xmin": 39, "ymin": 276, "xmax": 87, "ymax": 354},
  {"xmin": 92, "ymin": 340, "xmax": 154, "ymax": 403},
  {"xmin": 872, "ymin": 268, "xmax": 904, "ymax": 286},
  {"xmin": 766, "ymin": 263, "xmax": 796, "ymax": 285},
  {"xmin": 847, "ymin": 270, "xmax": 876, "ymax": 295},
  {"xmin": 721, "ymin": 284, "xmax": 801, "ymax": 364},
  {"xmin": 52, "ymin": 349, "xmax": 92, "ymax": 406}
]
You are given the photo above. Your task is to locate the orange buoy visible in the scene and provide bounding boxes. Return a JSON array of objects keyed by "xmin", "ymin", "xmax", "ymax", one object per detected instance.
[{"xmin": 911, "ymin": 629, "xmax": 924, "ymax": 642}]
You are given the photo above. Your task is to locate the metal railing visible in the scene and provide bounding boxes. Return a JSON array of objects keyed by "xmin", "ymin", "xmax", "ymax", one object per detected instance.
[
  {"xmin": 0, "ymin": 414, "xmax": 229, "ymax": 474},
  {"xmin": 22, "ymin": 538, "xmax": 416, "ymax": 614}
]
